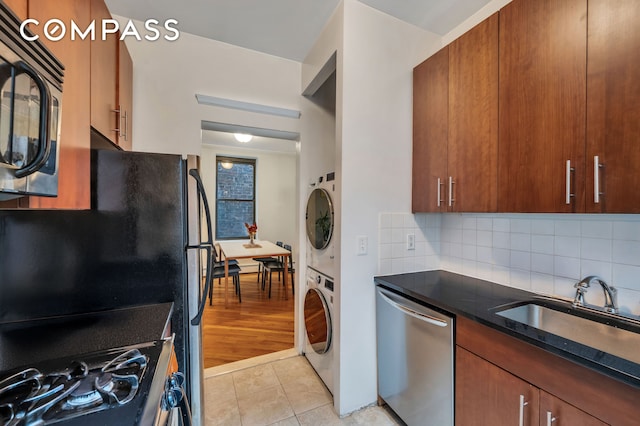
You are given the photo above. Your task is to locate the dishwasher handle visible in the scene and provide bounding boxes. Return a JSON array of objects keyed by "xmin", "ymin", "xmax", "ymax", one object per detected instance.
[{"xmin": 378, "ymin": 288, "xmax": 449, "ymax": 327}]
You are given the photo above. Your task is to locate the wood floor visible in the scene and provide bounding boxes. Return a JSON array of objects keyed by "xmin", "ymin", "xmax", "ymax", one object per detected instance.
[{"xmin": 202, "ymin": 272, "xmax": 295, "ymax": 368}]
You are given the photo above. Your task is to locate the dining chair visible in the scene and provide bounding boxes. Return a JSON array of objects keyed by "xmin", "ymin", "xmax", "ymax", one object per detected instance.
[
  {"xmin": 208, "ymin": 257, "xmax": 243, "ymax": 304},
  {"xmin": 253, "ymin": 241, "xmax": 283, "ymax": 285},
  {"xmin": 262, "ymin": 244, "xmax": 295, "ymax": 298}
]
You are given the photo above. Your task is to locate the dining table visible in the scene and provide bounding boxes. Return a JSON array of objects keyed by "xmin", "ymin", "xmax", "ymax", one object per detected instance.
[{"xmin": 217, "ymin": 240, "xmax": 291, "ymax": 306}]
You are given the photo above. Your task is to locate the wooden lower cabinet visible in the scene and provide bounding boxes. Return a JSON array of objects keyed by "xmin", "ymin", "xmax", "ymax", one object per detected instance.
[
  {"xmin": 456, "ymin": 346, "xmax": 540, "ymax": 426},
  {"xmin": 455, "ymin": 316, "xmax": 640, "ymax": 425},
  {"xmin": 456, "ymin": 347, "xmax": 607, "ymax": 426}
]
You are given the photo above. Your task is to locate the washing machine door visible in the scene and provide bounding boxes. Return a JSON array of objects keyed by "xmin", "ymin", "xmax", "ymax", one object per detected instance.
[
  {"xmin": 304, "ymin": 288, "xmax": 332, "ymax": 354},
  {"xmin": 306, "ymin": 188, "xmax": 334, "ymax": 250}
]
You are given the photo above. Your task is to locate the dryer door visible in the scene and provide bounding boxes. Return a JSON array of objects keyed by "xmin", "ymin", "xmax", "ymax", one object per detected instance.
[
  {"xmin": 304, "ymin": 288, "xmax": 332, "ymax": 354},
  {"xmin": 305, "ymin": 188, "xmax": 334, "ymax": 250}
]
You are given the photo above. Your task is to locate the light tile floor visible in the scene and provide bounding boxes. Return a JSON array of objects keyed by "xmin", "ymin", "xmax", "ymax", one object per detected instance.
[{"xmin": 204, "ymin": 355, "xmax": 402, "ymax": 426}]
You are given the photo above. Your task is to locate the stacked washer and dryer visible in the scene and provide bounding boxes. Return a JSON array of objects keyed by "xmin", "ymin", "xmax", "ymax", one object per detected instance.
[{"xmin": 304, "ymin": 172, "xmax": 336, "ymax": 393}]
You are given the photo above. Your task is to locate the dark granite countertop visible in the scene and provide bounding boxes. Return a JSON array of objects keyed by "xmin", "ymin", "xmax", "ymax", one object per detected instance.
[
  {"xmin": 0, "ymin": 302, "xmax": 173, "ymax": 372},
  {"xmin": 374, "ymin": 270, "xmax": 640, "ymax": 389}
]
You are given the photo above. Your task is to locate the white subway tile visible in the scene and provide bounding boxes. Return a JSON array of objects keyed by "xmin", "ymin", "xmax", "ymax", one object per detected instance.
[
  {"xmin": 415, "ymin": 214, "xmax": 427, "ymax": 229},
  {"xmin": 493, "ymin": 248, "xmax": 510, "ymax": 267},
  {"xmin": 462, "ymin": 259, "xmax": 477, "ymax": 277},
  {"xmin": 379, "ymin": 244, "xmax": 392, "ymax": 260},
  {"xmin": 531, "ymin": 272, "xmax": 555, "ymax": 295},
  {"xmin": 510, "ymin": 269, "xmax": 531, "ymax": 290},
  {"xmin": 477, "ymin": 230, "xmax": 492, "ymax": 247},
  {"xmin": 581, "ymin": 238, "xmax": 612, "ymax": 262},
  {"xmin": 425, "ymin": 255, "xmax": 440, "ymax": 270},
  {"xmin": 492, "ymin": 266, "xmax": 511, "ymax": 286},
  {"xmin": 553, "ymin": 276, "xmax": 579, "ymax": 300},
  {"xmin": 493, "ymin": 231, "xmax": 510, "ymax": 249},
  {"xmin": 391, "ymin": 228, "xmax": 403, "ymax": 244},
  {"xmin": 379, "ymin": 259, "xmax": 392, "ymax": 275},
  {"xmin": 414, "ymin": 241, "xmax": 427, "ymax": 257},
  {"xmin": 580, "ymin": 220, "xmax": 612, "ymax": 239},
  {"xmin": 555, "ymin": 220, "xmax": 581, "ymax": 237},
  {"xmin": 463, "ymin": 217, "xmax": 477, "ymax": 230},
  {"xmin": 477, "ymin": 217, "xmax": 493, "ymax": 231},
  {"xmin": 612, "ymin": 263, "xmax": 640, "ymax": 291},
  {"xmin": 447, "ymin": 228, "xmax": 463, "ymax": 244},
  {"xmin": 463, "ymin": 245, "xmax": 477, "ymax": 261},
  {"xmin": 380, "ymin": 228, "xmax": 392, "ymax": 245},
  {"xmin": 531, "ymin": 219, "xmax": 555, "ymax": 235},
  {"xmin": 442, "ymin": 214, "xmax": 463, "ymax": 229},
  {"xmin": 554, "ymin": 256, "xmax": 581, "ymax": 279},
  {"xmin": 531, "ymin": 253, "xmax": 554, "ymax": 274},
  {"xmin": 580, "ymin": 259, "xmax": 612, "ymax": 284},
  {"xmin": 511, "ymin": 233, "xmax": 531, "ymax": 252},
  {"xmin": 463, "ymin": 229, "xmax": 477, "ymax": 245},
  {"xmin": 510, "ymin": 250, "xmax": 531, "ymax": 270},
  {"xmin": 554, "ymin": 236, "xmax": 580, "ymax": 257},
  {"xmin": 414, "ymin": 256, "xmax": 427, "ymax": 272},
  {"xmin": 493, "ymin": 218, "xmax": 511, "ymax": 232},
  {"xmin": 391, "ymin": 243, "xmax": 405, "ymax": 259},
  {"xmin": 477, "ymin": 246, "xmax": 493, "ymax": 264},
  {"xmin": 476, "ymin": 263, "xmax": 493, "ymax": 281},
  {"xmin": 613, "ymin": 220, "xmax": 640, "ymax": 241},
  {"xmin": 392, "ymin": 213, "xmax": 405, "ymax": 229},
  {"xmin": 612, "ymin": 240, "xmax": 640, "ymax": 266},
  {"xmin": 511, "ymin": 219, "xmax": 532, "ymax": 234},
  {"xmin": 531, "ymin": 235, "xmax": 554, "ymax": 254},
  {"xmin": 404, "ymin": 214, "xmax": 417, "ymax": 229},
  {"xmin": 615, "ymin": 288, "xmax": 640, "ymax": 316}
]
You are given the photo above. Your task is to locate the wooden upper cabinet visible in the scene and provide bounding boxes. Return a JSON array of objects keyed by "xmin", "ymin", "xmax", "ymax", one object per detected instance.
[
  {"xmin": 412, "ymin": 47, "xmax": 448, "ymax": 213},
  {"xmin": 27, "ymin": 0, "xmax": 92, "ymax": 209},
  {"xmin": 117, "ymin": 40, "xmax": 133, "ymax": 150},
  {"xmin": 4, "ymin": 0, "xmax": 27, "ymax": 20},
  {"xmin": 586, "ymin": 0, "xmax": 640, "ymax": 213},
  {"xmin": 448, "ymin": 13, "xmax": 498, "ymax": 212},
  {"xmin": 498, "ymin": 0, "xmax": 587, "ymax": 213},
  {"xmin": 90, "ymin": 0, "xmax": 118, "ymax": 145}
]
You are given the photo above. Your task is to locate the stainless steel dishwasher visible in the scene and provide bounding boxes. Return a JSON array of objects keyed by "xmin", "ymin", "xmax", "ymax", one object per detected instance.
[{"xmin": 376, "ymin": 286, "xmax": 454, "ymax": 426}]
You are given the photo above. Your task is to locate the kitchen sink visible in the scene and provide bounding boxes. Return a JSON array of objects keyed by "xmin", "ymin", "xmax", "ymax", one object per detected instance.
[{"xmin": 494, "ymin": 299, "xmax": 640, "ymax": 365}]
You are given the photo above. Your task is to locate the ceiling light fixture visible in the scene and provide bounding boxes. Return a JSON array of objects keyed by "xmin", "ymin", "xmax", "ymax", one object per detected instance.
[
  {"xmin": 220, "ymin": 161, "xmax": 233, "ymax": 169},
  {"xmin": 234, "ymin": 133, "xmax": 253, "ymax": 143}
]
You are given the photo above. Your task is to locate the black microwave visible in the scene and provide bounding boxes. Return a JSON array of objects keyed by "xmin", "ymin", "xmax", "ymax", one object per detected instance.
[{"xmin": 0, "ymin": 3, "xmax": 64, "ymax": 200}]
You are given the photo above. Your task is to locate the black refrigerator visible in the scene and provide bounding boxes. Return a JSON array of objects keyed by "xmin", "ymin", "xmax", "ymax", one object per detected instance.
[{"xmin": 0, "ymin": 149, "xmax": 208, "ymax": 425}]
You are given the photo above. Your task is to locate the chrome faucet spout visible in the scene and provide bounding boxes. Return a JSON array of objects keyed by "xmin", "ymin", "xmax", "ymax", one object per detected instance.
[{"xmin": 573, "ymin": 275, "xmax": 618, "ymax": 314}]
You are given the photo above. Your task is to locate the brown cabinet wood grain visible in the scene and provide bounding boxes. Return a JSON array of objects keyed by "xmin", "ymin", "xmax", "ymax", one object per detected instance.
[
  {"xmin": 457, "ymin": 316, "xmax": 638, "ymax": 425},
  {"xmin": 3, "ymin": 0, "xmax": 27, "ymax": 20},
  {"xmin": 117, "ymin": 40, "xmax": 133, "ymax": 150},
  {"xmin": 26, "ymin": 0, "xmax": 91, "ymax": 209},
  {"xmin": 412, "ymin": 47, "xmax": 448, "ymax": 213},
  {"xmin": 448, "ymin": 13, "xmax": 498, "ymax": 212},
  {"xmin": 498, "ymin": 0, "xmax": 587, "ymax": 213},
  {"xmin": 90, "ymin": 0, "xmax": 118, "ymax": 145},
  {"xmin": 456, "ymin": 346, "xmax": 539, "ymax": 426},
  {"xmin": 586, "ymin": 0, "xmax": 640, "ymax": 213}
]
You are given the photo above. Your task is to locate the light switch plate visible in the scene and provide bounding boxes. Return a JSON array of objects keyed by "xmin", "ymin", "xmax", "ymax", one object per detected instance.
[
  {"xmin": 407, "ymin": 233, "xmax": 415, "ymax": 250},
  {"xmin": 357, "ymin": 235, "xmax": 368, "ymax": 255}
]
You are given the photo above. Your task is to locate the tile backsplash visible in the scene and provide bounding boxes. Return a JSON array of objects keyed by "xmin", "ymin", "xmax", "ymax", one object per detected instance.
[{"xmin": 379, "ymin": 213, "xmax": 640, "ymax": 316}]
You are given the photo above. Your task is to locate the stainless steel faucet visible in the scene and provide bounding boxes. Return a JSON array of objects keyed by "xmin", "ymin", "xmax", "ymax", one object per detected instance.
[{"xmin": 573, "ymin": 275, "xmax": 619, "ymax": 314}]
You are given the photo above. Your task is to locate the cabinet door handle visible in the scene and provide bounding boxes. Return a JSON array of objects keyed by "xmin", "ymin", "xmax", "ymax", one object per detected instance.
[
  {"xmin": 112, "ymin": 106, "xmax": 122, "ymax": 136},
  {"xmin": 565, "ymin": 160, "xmax": 575, "ymax": 204},
  {"xmin": 518, "ymin": 394, "xmax": 529, "ymax": 426},
  {"xmin": 594, "ymin": 155, "xmax": 603, "ymax": 203},
  {"xmin": 448, "ymin": 176, "xmax": 455, "ymax": 207},
  {"xmin": 437, "ymin": 178, "xmax": 443, "ymax": 207},
  {"xmin": 546, "ymin": 411, "xmax": 557, "ymax": 426},
  {"xmin": 122, "ymin": 110, "xmax": 128, "ymax": 141}
]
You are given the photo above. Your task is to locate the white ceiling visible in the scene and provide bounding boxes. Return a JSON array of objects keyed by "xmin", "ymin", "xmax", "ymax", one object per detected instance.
[{"xmin": 104, "ymin": 0, "xmax": 491, "ymax": 62}]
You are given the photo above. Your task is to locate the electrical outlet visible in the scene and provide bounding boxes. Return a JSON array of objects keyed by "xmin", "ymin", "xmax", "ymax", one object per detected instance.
[
  {"xmin": 357, "ymin": 235, "xmax": 368, "ymax": 255},
  {"xmin": 407, "ymin": 233, "xmax": 415, "ymax": 250}
]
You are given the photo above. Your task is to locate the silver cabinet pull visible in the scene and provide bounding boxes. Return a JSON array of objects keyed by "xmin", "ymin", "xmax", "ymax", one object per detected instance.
[
  {"xmin": 122, "ymin": 110, "xmax": 128, "ymax": 141},
  {"xmin": 112, "ymin": 105, "xmax": 122, "ymax": 136},
  {"xmin": 546, "ymin": 411, "xmax": 557, "ymax": 426},
  {"xmin": 437, "ymin": 178, "xmax": 443, "ymax": 207},
  {"xmin": 448, "ymin": 176, "xmax": 455, "ymax": 207},
  {"xmin": 518, "ymin": 394, "xmax": 529, "ymax": 426},
  {"xmin": 565, "ymin": 160, "xmax": 575, "ymax": 204},
  {"xmin": 594, "ymin": 155, "xmax": 603, "ymax": 203}
]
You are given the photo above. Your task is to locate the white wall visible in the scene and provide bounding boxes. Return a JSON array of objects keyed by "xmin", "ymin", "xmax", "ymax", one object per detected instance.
[
  {"xmin": 118, "ymin": 17, "xmax": 301, "ymax": 156},
  {"xmin": 336, "ymin": 0, "xmax": 439, "ymax": 415},
  {"xmin": 200, "ymin": 143, "xmax": 298, "ymax": 263}
]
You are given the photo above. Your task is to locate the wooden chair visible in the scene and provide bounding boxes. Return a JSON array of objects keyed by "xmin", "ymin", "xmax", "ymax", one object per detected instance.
[
  {"xmin": 253, "ymin": 241, "xmax": 283, "ymax": 285},
  {"xmin": 261, "ymin": 244, "xmax": 295, "ymax": 298},
  {"xmin": 208, "ymin": 259, "xmax": 242, "ymax": 304}
]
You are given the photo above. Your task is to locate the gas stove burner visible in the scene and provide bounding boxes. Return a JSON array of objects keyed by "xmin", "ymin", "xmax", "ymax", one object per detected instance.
[{"xmin": 0, "ymin": 345, "xmax": 152, "ymax": 425}]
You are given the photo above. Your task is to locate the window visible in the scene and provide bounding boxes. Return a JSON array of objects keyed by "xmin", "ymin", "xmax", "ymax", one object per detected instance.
[{"xmin": 215, "ymin": 156, "xmax": 256, "ymax": 240}]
